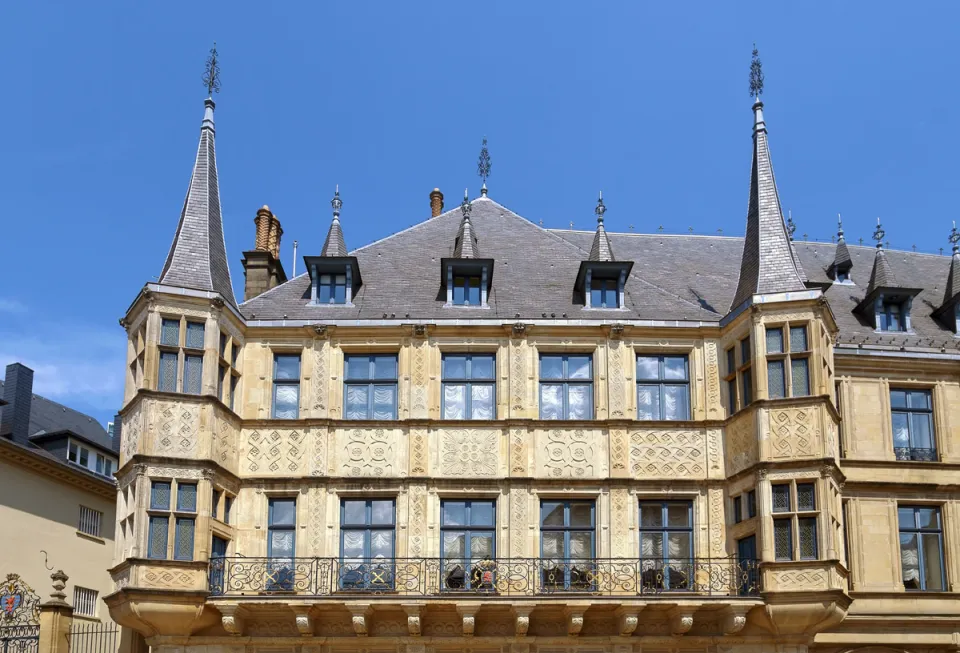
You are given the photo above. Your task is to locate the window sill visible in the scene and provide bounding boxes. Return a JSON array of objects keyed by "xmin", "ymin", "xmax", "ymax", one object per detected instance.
[{"xmin": 76, "ymin": 531, "xmax": 106, "ymax": 545}]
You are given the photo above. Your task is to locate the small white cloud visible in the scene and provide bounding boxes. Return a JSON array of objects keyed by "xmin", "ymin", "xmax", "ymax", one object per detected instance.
[{"xmin": 0, "ymin": 298, "xmax": 27, "ymax": 314}]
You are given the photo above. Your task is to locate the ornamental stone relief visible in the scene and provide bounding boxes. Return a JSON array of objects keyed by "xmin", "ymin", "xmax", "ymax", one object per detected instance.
[
  {"xmin": 309, "ymin": 487, "xmax": 324, "ymax": 556},
  {"xmin": 705, "ymin": 341, "xmax": 721, "ymax": 416},
  {"xmin": 155, "ymin": 402, "xmax": 199, "ymax": 456},
  {"xmin": 708, "ymin": 486, "xmax": 725, "ymax": 557},
  {"xmin": 511, "ymin": 487, "xmax": 527, "ymax": 556},
  {"xmin": 610, "ymin": 488, "xmax": 629, "ymax": 557},
  {"xmin": 312, "ymin": 346, "xmax": 328, "ymax": 417},
  {"xmin": 311, "ymin": 427, "xmax": 327, "ymax": 476},
  {"xmin": 243, "ymin": 428, "xmax": 308, "ymax": 475},
  {"xmin": 409, "ymin": 428, "xmax": 428, "ymax": 475},
  {"xmin": 122, "ymin": 400, "xmax": 143, "ymax": 463},
  {"xmin": 511, "ymin": 341, "xmax": 526, "ymax": 414},
  {"xmin": 608, "ymin": 342, "xmax": 626, "ymax": 418},
  {"xmin": 768, "ymin": 407, "xmax": 817, "ymax": 459},
  {"xmin": 214, "ymin": 413, "xmax": 238, "ymax": 470},
  {"xmin": 541, "ymin": 429, "xmax": 598, "ymax": 478},
  {"xmin": 629, "ymin": 429, "xmax": 705, "ymax": 479},
  {"xmin": 408, "ymin": 484, "xmax": 427, "ymax": 557},
  {"xmin": 510, "ymin": 428, "xmax": 526, "ymax": 475},
  {"xmin": 410, "ymin": 341, "xmax": 429, "ymax": 418},
  {"xmin": 141, "ymin": 567, "xmax": 200, "ymax": 590},
  {"xmin": 610, "ymin": 428, "xmax": 628, "ymax": 473},
  {"xmin": 725, "ymin": 415, "xmax": 757, "ymax": 476},
  {"xmin": 339, "ymin": 428, "xmax": 398, "ymax": 477},
  {"xmin": 439, "ymin": 429, "xmax": 499, "ymax": 476}
]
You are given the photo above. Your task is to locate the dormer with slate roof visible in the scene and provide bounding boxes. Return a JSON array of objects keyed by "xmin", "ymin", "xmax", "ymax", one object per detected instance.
[
  {"xmin": 828, "ymin": 215, "xmax": 853, "ymax": 283},
  {"xmin": 854, "ymin": 219, "xmax": 921, "ymax": 332},
  {"xmin": 575, "ymin": 193, "xmax": 633, "ymax": 309},
  {"xmin": 932, "ymin": 224, "xmax": 960, "ymax": 332},
  {"xmin": 304, "ymin": 187, "xmax": 362, "ymax": 306},
  {"xmin": 440, "ymin": 190, "xmax": 494, "ymax": 308}
]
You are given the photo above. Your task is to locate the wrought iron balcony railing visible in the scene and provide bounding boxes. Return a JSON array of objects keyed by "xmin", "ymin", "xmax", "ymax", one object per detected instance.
[
  {"xmin": 894, "ymin": 447, "xmax": 938, "ymax": 462},
  {"xmin": 208, "ymin": 557, "xmax": 760, "ymax": 598}
]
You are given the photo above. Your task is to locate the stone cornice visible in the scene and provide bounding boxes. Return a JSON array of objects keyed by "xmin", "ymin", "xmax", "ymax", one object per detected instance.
[{"xmin": 0, "ymin": 438, "xmax": 115, "ymax": 499}]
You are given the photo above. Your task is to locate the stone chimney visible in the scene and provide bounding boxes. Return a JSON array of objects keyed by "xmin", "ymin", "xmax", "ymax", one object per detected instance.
[
  {"xmin": 1, "ymin": 363, "xmax": 34, "ymax": 446},
  {"xmin": 430, "ymin": 188, "xmax": 444, "ymax": 218},
  {"xmin": 242, "ymin": 205, "xmax": 288, "ymax": 302}
]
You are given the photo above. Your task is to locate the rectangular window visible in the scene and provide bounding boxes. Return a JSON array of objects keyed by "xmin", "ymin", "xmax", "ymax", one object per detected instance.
[
  {"xmin": 158, "ymin": 351, "xmax": 178, "ymax": 392},
  {"xmin": 272, "ymin": 354, "xmax": 302, "ymax": 419},
  {"xmin": 344, "ymin": 355, "xmax": 399, "ymax": 420},
  {"xmin": 796, "ymin": 483, "xmax": 816, "ymax": 512},
  {"xmin": 771, "ymin": 481, "xmax": 819, "ymax": 562},
  {"xmin": 767, "ymin": 359, "xmax": 786, "ymax": 398},
  {"xmin": 177, "ymin": 483, "xmax": 197, "ymax": 512},
  {"xmin": 79, "ymin": 447, "xmax": 89, "ymax": 468},
  {"xmin": 212, "ymin": 489, "xmax": 222, "ymax": 520},
  {"xmin": 899, "ymin": 506, "xmax": 945, "ymax": 591},
  {"xmin": 78, "ymin": 506, "xmax": 103, "ymax": 538},
  {"xmin": 772, "ymin": 484, "xmax": 791, "ymax": 513},
  {"xmin": 639, "ymin": 501, "xmax": 692, "ymax": 590},
  {"xmin": 224, "ymin": 495, "xmax": 233, "ymax": 525},
  {"xmin": 742, "ymin": 371, "xmax": 753, "ymax": 406},
  {"xmin": 736, "ymin": 535, "xmax": 759, "ymax": 596},
  {"xmin": 183, "ymin": 354, "xmax": 203, "ymax": 395},
  {"xmin": 185, "ymin": 322, "xmax": 205, "ymax": 349},
  {"xmin": 440, "ymin": 500, "xmax": 496, "ymax": 590},
  {"xmin": 540, "ymin": 500, "xmax": 595, "ymax": 590},
  {"xmin": 174, "ymin": 517, "xmax": 195, "ymax": 561},
  {"xmin": 72, "ymin": 587, "xmax": 98, "ymax": 618},
  {"xmin": 452, "ymin": 276, "xmax": 482, "ymax": 306},
  {"xmin": 733, "ymin": 496, "xmax": 742, "ymax": 523},
  {"xmin": 798, "ymin": 517, "xmax": 818, "ymax": 560},
  {"xmin": 442, "ymin": 354, "xmax": 496, "ymax": 419},
  {"xmin": 747, "ymin": 490, "xmax": 757, "ymax": 518},
  {"xmin": 724, "ymin": 347, "xmax": 738, "ymax": 414},
  {"xmin": 160, "ymin": 319, "xmax": 180, "ymax": 347},
  {"xmin": 319, "ymin": 273, "xmax": 348, "ymax": 304},
  {"xmin": 773, "ymin": 519, "xmax": 793, "ymax": 561},
  {"xmin": 891, "ymin": 389, "xmax": 936, "ymax": 461},
  {"xmin": 590, "ymin": 278, "xmax": 619, "ymax": 309},
  {"xmin": 880, "ymin": 301, "xmax": 905, "ymax": 332},
  {"xmin": 766, "ymin": 324, "xmax": 809, "ymax": 398},
  {"xmin": 268, "ymin": 498, "xmax": 297, "ymax": 590},
  {"xmin": 151, "ymin": 481, "xmax": 171, "ymax": 510},
  {"xmin": 740, "ymin": 337, "xmax": 751, "ymax": 364},
  {"xmin": 229, "ymin": 375, "xmax": 239, "ymax": 411},
  {"xmin": 636, "ymin": 355, "xmax": 690, "ymax": 420},
  {"xmin": 340, "ymin": 499, "xmax": 396, "ymax": 589},
  {"xmin": 68, "ymin": 442, "xmax": 78, "ymax": 463},
  {"xmin": 539, "ymin": 354, "xmax": 594, "ymax": 420},
  {"xmin": 147, "ymin": 516, "xmax": 168, "ymax": 559}
]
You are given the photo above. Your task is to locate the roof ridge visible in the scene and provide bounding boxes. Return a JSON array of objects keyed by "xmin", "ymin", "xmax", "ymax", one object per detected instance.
[{"xmin": 238, "ymin": 271, "xmax": 311, "ymax": 306}]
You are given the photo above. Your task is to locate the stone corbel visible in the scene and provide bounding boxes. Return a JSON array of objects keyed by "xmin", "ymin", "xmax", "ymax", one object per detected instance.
[
  {"xmin": 512, "ymin": 322, "xmax": 527, "ymax": 336},
  {"xmin": 349, "ymin": 605, "xmax": 371, "ymax": 636},
  {"xmin": 668, "ymin": 606, "xmax": 695, "ymax": 635},
  {"xmin": 292, "ymin": 608, "xmax": 313, "ymax": 636},
  {"xmin": 219, "ymin": 604, "xmax": 246, "ymax": 636},
  {"xmin": 402, "ymin": 604, "xmax": 422, "ymax": 636},
  {"xmin": 457, "ymin": 604, "xmax": 480, "ymax": 636},
  {"xmin": 565, "ymin": 607, "xmax": 585, "ymax": 636},
  {"xmin": 513, "ymin": 606, "xmax": 534, "ymax": 637},
  {"xmin": 615, "ymin": 606, "xmax": 642, "ymax": 636},
  {"xmin": 721, "ymin": 605, "xmax": 751, "ymax": 634},
  {"xmin": 609, "ymin": 323, "xmax": 626, "ymax": 340}
]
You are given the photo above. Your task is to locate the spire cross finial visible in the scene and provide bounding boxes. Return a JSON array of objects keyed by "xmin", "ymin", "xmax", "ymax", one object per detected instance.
[
  {"xmin": 749, "ymin": 43, "xmax": 764, "ymax": 100},
  {"xmin": 477, "ymin": 137, "xmax": 491, "ymax": 191},
  {"xmin": 460, "ymin": 188, "xmax": 472, "ymax": 220},
  {"xmin": 786, "ymin": 210, "xmax": 796, "ymax": 241},
  {"xmin": 202, "ymin": 42, "xmax": 221, "ymax": 97},
  {"xmin": 949, "ymin": 220, "xmax": 960, "ymax": 254},
  {"xmin": 331, "ymin": 185, "xmax": 342, "ymax": 218},
  {"xmin": 874, "ymin": 217, "xmax": 885, "ymax": 250},
  {"xmin": 837, "ymin": 212, "xmax": 845, "ymax": 240},
  {"xmin": 594, "ymin": 191, "xmax": 606, "ymax": 224}
]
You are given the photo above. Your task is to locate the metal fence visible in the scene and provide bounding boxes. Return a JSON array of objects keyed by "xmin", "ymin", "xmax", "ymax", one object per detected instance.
[
  {"xmin": 209, "ymin": 557, "xmax": 760, "ymax": 598},
  {"xmin": 69, "ymin": 621, "xmax": 118, "ymax": 653},
  {"xmin": 0, "ymin": 626, "xmax": 39, "ymax": 653}
]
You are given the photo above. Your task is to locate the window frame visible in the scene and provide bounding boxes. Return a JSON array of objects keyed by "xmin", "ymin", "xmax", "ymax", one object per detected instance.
[
  {"xmin": 451, "ymin": 275, "xmax": 483, "ymax": 306},
  {"xmin": 724, "ymin": 346, "xmax": 738, "ymax": 414},
  {"xmin": 318, "ymin": 273, "xmax": 348, "ymax": 305},
  {"xmin": 770, "ymin": 481, "xmax": 819, "ymax": 562},
  {"xmin": 343, "ymin": 354, "xmax": 400, "ymax": 420},
  {"xmin": 539, "ymin": 500, "xmax": 596, "ymax": 590},
  {"xmin": 538, "ymin": 354, "xmax": 594, "ymax": 420},
  {"xmin": 146, "ymin": 479, "xmax": 196, "ymax": 561},
  {"xmin": 78, "ymin": 505, "xmax": 103, "ymax": 538},
  {"xmin": 635, "ymin": 354, "xmax": 691, "ymax": 420},
  {"xmin": 271, "ymin": 352, "xmax": 302, "ymax": 419},
  {"xmin": 898, "ymin": 505, "xmax": 946, "ymax": 592},
  {"xmin": 879, "ymin": 299, "xmax": 906, "ymax": 332},
  {"xmin": 764, "ymin": 323, "xmax": 811, "ymax": 399},
  {"xmin": 638, "ymin": 500, "xmax": 694, "ymax": 591},
  {"xmin": 339, "ymin": 498, "xmax": 397, "ymax": 590},
  {"xmin": 439, "ymin": 499, "xmax": 497, "ymax": 591},
  {"xmin": 739, "ymin": 336, "xmax": 753, "ymax": 407},
  {"xmin": 72, "ymin": 586, "xmax": 98, "ymax": 618},
  {"xmin": 890, "ymin": 388, "xmax": 937, "ymax": 461},
  {"xmin": 441, "ymin": 353, "xmax": 497, "ymax": 420}
]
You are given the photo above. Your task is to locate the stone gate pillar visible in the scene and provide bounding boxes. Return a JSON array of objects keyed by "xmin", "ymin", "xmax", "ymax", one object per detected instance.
[{"xmin": 38, "ymin": 571, "xmax": 72, "ymax": 653}]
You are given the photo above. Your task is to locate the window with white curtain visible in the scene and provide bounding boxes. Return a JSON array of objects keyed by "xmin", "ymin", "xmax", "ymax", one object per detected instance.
[
  {"xmin": 539, "ymin": 354, "xmax": 593, "ymax": 420},
  {"xmin": 340, "ymin": 499, "xmax": 396, "ymax": 589},
  {"xmin": 891, "ymin": 389, "xmax": 936, "ymax": 461},
  {"xmin": 440, "ymin": 500, "xmax": 496, "ymax": 590},
  {"xmin": 272, "ymin": 354, "xmax": 301, "ymax": 419},
  {"xmin": 899, "ymin": 505, "xmax": 944, "ymax": 591},
  {"xmin": 540, "ymin": 500, "xmax": 594, "ymax": 590},
  {"xmin": 267, "ymin": 498, "xmax": 297, "ymax": 591},
  {"xmin": 636, "ymin": 355, "xmax": 690, "ymax": 420},
  {"xmin": 442, "ymin": 354, "xmax": 495, "ymax": 419},
  {"xmin": 344, "ymin": 355, "xmax": 398, "ymax": 420},
  {"xmin": 639, "ymin": 501, "xmax": 692, "ymax": 590}
]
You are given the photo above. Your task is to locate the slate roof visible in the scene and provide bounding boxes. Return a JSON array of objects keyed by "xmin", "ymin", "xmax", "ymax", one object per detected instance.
[
  {"xmin": 865, "ymin": 247, "xmax": 900, "ymax": 295},
  {"xmin": 943, "ymin": 252, "xmax": 960, "ymax": 306},
  {"xmin": 0, "ymin": 380, "xmax": 115, "ymax": 453},
  {"xmin": 159, "ymin": 98, "xmax": 237, "ymax": 306},
  {"xmin": 240, "ymin": 198, "xmax": 960, "ymax": 351}
]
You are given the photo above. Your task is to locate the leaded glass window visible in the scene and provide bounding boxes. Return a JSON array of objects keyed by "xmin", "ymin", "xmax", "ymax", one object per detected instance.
[
  {"xmin": 891, "ymin": 389, "xmax": 936, "ymax": 461},
  {"xmin": 540, "ymin": 500, "xmax": 595, "ymax": 590},
  {"xmin": 148, "ymin": 516, "xmax": 168, "ymax": 559},
  {"xmin": 340, "ymin": 499, "xmax": 396, "ymax": 589},
  {"xmin": 174, "ymin": 517, "xmax": 195, "ymax": 561},
  {"xmin": 899, "ymin": 505, "xmax": 945, "ymax": 591},
  {"xmin": 272, "ymin": 354, "xmax": 301, "ymax": 419},
  {"xmin": 770, "ymin": 480, "xmax": 819, "ymax": 562},
  {"xmin": 772, "ymin": 485, "xmax": 791, "ymax": 513},
  {"xmin": 797, "ymin": 483, "xmax": 816, "ymax": 512},
  {"xmin": 442, "ymin": 354, "xmax": 495, "ymax": 419},
  {"xmin": 151, "ymin": 481, "xmax": 171, "ymax": 510},
  {"xmin": 177, "ymin": 483, "xmax": 197, "ymax": 512},
  {"xmin": 160, "ymin": 319, "xmax": 180, "ymax": 347},
  {"xmin": 539, "ymin": 354, "xmax": 593, "ymax": 420},
  {"xmin": 774, "ymin": 519, "xmax": 792, "ymax": 561},
  {"xmin": 344, "ymin": 355, "xmax": 399, "ymax": 420},
  {"xmin": 185, "ymin": 322, "xmax": 205, "ymax": 349},
  {"xmin": 639, "ymin": 501, "xmax": 692, "ymax": 590},
  {"xmin": 798, "ymin": 517, "xmax": 818, "ymax": 559},
  {"xmin": 440, "ymin": 500, "xmax": 496, "ymax": 590},
  {"xmin": 158, "ymin": 352, "xmax": 178, "ymax": 392},
  {"xmin": 183, "ymin": 354, "xmax": 202, "ymax": 395},
  {"xmin": 765, "ymin": 323, "xmax": 810, "ymax": 398},
  {"xmin": 636, "ymin": 355, "xmax": 690, "ymax": 420}
]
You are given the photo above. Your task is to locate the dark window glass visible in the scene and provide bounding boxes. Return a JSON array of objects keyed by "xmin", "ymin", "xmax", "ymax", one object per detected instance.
[
  {"xmin": 726, "ymin": 348, "xmax": 736, "ymax": 375},
  {"xmin": 733, "ymin": 496, "xmax": 742, "ymax": 523},
  {"xmin": 272, "ymin": 354, "xmax": 301, "ymax": 419},
  {"xmin": 160, "ymin": 319, "xmax": 180, "ymax": 347},
  {"xmin": 773, "ymin": 519, "xmax": 792, "ymax": 561},
  {"xmin": 765, "ymin": 327, "xmax": 784, "ymax": 354},
  {"xmin": 452, "ymin": 276, "xmax": 482, "ymax": 306},
  {"xmin": 727, "ymin": 378, "xmax": 737, "ymax": 414},
  {"xmin": 147, "ymin": 516, "xmax": 168, "ymax": 559},
  {"xmin": 789, "ymin": 325, "xmax": 808, "ymax": 352},
  {"xmin": 174, "ymin": 517, "xmax": 195, "ymax": 560},
  {"xmin": 740, "ymin": 337, "xmax": 751, "ymax": 363},
  {"xmin": 796, "ymin": 483, "xmax": 816, "ymax": 512},
  {"xmin": 767, "ymin": 360, "xmax": 786, "ymax": 398},
  {"xmin": 442, "ymin": 354, "xmax": 496, "ymax": 419},
  {"xmin": 772, "ymin": 485, "xmax": 791, "ymax": 513},
  {"xmin": 639, "ymin": 501, "xmax": 693, "ymax": 591},
  {"xmin": 637, "ymin": 355, "xmax": 690, "ymax": 420},
  {"xmin": 747, "ymin": 490, "xmax": 757, "ymax": 518},
  {"xmin": 183, "ymin": 354, "xmax": 203, "ymax": 395},
  {"xmin": 340, "ymin": 499, "xmax": 396, "ymax": 589},
  {"xmin": 151, "ymin": 481, "xmax": 171, "ymax": 510},
  {"xmin": 344, "ymin": 355, "xmax": 399, "ymax": 420},
  {"xmin": 880, "ymin": 301, "xmax": 905, "ymax": 332},
  {"xmin": 899, "ymin": 506, "xmax": 945, "ymax": 591},
  {"xmin": 590, "ymin": 278, "xmax": 619, "ymax": 308},
  {"xmin": 158, "ymin": 352, "xmax": 178, "ymax": 392},
  {"xmin": 540, "ymin": 501, "xmax": 595, "ymax": 590},
  {"xmin": 891, "ymin": 389, "xmax": 935, "ymax": 460},
  {"xmin": 440, "ymin": 500, "xmax": 496, "ymax": 591},
  {"xmin": 798, "ymin": 517, "xmax": 818, "ymax": 560},
  {"xmin": 177, "ymin": 483, "xmax": 197, "ymax": 512},
  {"xmin": 742, "ymin": 372, "xmax": 753, "ymax": 405},
  {"xmin": 539, "ymin": 355, "xmax": 594, "ymax": 420},
  {"xmin": 319, "ymin": 274, "xmax": 348, "ymax": 304},
  {"xmin": 185, "ymin": 322, "xmax": 205, "ymax": 349}
]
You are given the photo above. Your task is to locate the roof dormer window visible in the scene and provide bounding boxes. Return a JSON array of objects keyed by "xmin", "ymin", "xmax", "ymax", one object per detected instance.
[
  {"xmin": 318, "ymin": 273, "xmax": 347, "ymax": 305},
  {"xmin": 441, "ymin": 191, "xmax": 493, "ymax": 309},
  {"xmin": 576, "ymin": 193, "xmax": 632, "ymax": 311},
  {"xmin": 586, "ymin": 273, "xmax": 622, "ymax": 309},
  {"xmin": 452, "ymin": 274, "xmax": 482, "ymax": 306},
  {"xmin": 878, "ymin": 298, "xmax": 908, "ymax": 332},
  {"xmin": 854, "ymin": 221, "xmax": 920, "ymax": 334},
  {"xmin": 304, "ymin": 187, "xmax": 362, "ymax": 308}
]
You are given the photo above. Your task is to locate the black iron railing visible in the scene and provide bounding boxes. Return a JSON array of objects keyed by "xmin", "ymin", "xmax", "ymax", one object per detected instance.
[
  {"xmin": 894, "ymin": 447, "xmax": 938, "ymax": 462},
  {"xmin": 208, "ymin": 557, "xmax": 760, "ymax": 597}
]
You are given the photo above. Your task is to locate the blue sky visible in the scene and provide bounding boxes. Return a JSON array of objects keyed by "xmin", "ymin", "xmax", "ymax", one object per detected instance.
[{"xmin": 1, "ymin": 1, "xmax": 958, "ymax": 426}]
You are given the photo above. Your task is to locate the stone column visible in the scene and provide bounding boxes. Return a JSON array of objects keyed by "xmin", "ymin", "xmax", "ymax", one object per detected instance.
[{"xmin": 38, "ymin": 571, "xmax": 72, "ymax": 653}]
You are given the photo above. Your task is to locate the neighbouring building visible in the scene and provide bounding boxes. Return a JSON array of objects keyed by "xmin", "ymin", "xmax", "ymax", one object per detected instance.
[
  {"xmin": 0, "ymin": 363, "xmax": 120, "ymax": 628},
  {"xmin": 107, "ymin": 85, "xmax": 960, "ymax": 653}
]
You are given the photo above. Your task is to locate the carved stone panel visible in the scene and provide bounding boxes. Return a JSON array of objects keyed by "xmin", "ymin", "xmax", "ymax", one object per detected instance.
[
  {"xmin": 607, "ymin": 341, "xmax": 627, "ymax": 418},
  {"xmin": 121, "ymin": 400, "xmax": 144, "ymax": 465},
  {"xmin": 725, "ymin": 412, "xmax": 757, "ymax": 476},
  {"xmin": 766, "ymin": 405, "xmax": 818, "ymax": 459},
  {"xmin": 439, "ymin": 428, "xmax": 500, "ymax": 477},
  {"xmin": 338, "ymin": 428, "xmax": 400, "ymax": 477},
  {"xmin": 153, "ymin": 401, "xmax": 199, "ymax": 457},
  {"xmin": 539, "ymin": 428, "xmax": 601, "ymax": 478},
  {"xmin": 241, "ymin": 428, "xmax": 310, "ymax": 475},
  {"xmin": 629, "ymin": 429, "xmax": 706, "ymax": 479},
  {"xmin": 213, "ymin": 411, "xmax": 239, "ymax": 473}
]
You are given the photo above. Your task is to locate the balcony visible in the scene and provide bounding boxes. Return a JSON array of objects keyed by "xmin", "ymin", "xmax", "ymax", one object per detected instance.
[
  {"xmin": 894, "ymin": 447, "xmax": 938, "ymax": 462},
  {"xmin": 208, "ymin": 557, "xmax": 760, "ymax": 598}
]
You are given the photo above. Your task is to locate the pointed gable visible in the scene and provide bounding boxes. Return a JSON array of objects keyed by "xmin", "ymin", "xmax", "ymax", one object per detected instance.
[
  {"xmin": 730, "ymin": 99, "xmax": 807, "ymax": 310},
  {"xmin": 865, "ymin": 247, "xmax": 898, "ymax": 295},
  {"xmin": 855, "ymin": 221, "xmax": 922, "ymax": 332},
  {"xmin": 453, "ymin": 193, "xmax": 481, "ymax": 259},
  {"xmin": 304, "ymin": 187, "xmax": 362, "ymax": 306},
  {"xmin": 576, "ymin": 193, "xmax": 633, "ymax": 309},
  {"xmin": 159, "ymin": 98, "xmax": 236, "ymax": 306},
  {"xmin": 442, "ymin": 191, "xmax": 493, "ymax": 306},
  {"xmin": 321, "ymin": 188, "xmax": 349, "ymax": 257}
]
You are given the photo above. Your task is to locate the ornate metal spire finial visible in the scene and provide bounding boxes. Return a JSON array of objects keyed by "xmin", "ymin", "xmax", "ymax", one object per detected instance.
[
  {"xmin": 786, "ymin": 210, "xmax": 796, "ymax": 240},
  {"xmin": 837, "ymin": 213, "xmax": 845, "ymax": 240},
  {"xmin": 874, "ymin": 217, "xmax": 885, "ymax": 249},
  {"xmin": 460, "ymin": 188, "xmax": 472, "ymax": 220},
  {"xmin": 477, "ymin": 137, "xmax": 491, "ymax": 194},
  {"xmin": 202, "ymin": 42, "xmax": 221, "ymax": 97},
  {"xmin": 749, "ymin": 43, "xmax": 764, "ymax": 99},
  {"xmin": 594, "ymin": 191, "xmax": 606, "ymax": 224},
  {"xmin": 950, "ymin": 220, "xmax": 960, "ymax": 254},
  {"xmin": 331, "ymin": 185, "xmax": 342, "ymax": 218}
]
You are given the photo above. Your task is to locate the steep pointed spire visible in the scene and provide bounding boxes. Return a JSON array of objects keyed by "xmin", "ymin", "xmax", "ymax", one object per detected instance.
[
  {"xmin": 454, "ymin": 189, "xmax": 480, "ymax": 258},
  {"xmin": 159, "ymin": 77, "xmax": 236, "ymax": 305},
  {"xmin": 320, "ymin": 186, "xmax": 349, "ymax": 257},
  {"xmin": 830, "ymin": 213, "xmax": 853, "ymax": 280},
  {"xmin": 866, "ymin": 218, "xmax": 898, "ymax": 294},
  {"xmin": 942, "ymin": 222, "xmax": 960, "ymax": 304},
  {"xmin": 588, "ymin": 191, "xmax": 615, "ymax": 262},
  {"xmin": 730, "ymin": 50, "xmax": 807, "ymax": 310}
]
